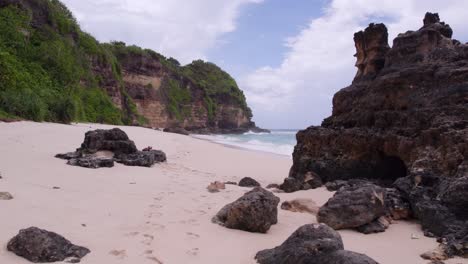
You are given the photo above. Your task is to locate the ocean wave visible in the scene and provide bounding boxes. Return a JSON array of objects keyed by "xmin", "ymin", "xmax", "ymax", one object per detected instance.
[{"xmin": 193, "ymin": 134, "xmax": 295, "ymax": 157}]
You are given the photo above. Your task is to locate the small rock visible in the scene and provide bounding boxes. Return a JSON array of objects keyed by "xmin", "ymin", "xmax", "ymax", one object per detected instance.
[
  {"xmin": 0, "ymin": 192, "xmax": 13, "ymax": 200},
  {"xmin": 280, "ymin": 199, "xmax": 319, "ymax": 214},
  {"xmin": 420, "ymin": 246, "xmax": 448, "ymax": 261},
  {"xmin": 238, "ymin": 177, "xmax": 260, "ymax": 187},
  {"xmin": 279, "ymin": 177, "xmax": 303, "ymax": 193},
  {"xmin": 224, "ymin": 181, "xmax": 237, "ymax": 185},
  {"xmin": 412, "ymin": 233, "xmax": 420, "ymax": 239},
  {"xmin": 212, "ymin": 187, "xmax": 279, "ymax": 233},
  {"xmin": 7, "ymin": 227, "xmax": 90, "ymax": 263},
  {"xmin": 207, "ymin": 181, "xmax": 226, "ymax": 193},
  {"xmin": 53, "ymin": 186, "xmax": 61, "ymax": 189}
]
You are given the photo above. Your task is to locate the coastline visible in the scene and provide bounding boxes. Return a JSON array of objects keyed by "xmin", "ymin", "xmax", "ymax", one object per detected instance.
[{"xmin": 0, "ymin": 121, "xmax": 465, "ymax": 264}]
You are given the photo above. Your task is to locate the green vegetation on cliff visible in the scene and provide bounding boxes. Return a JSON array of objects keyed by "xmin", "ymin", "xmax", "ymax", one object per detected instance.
[
  {"xmin": 0, "ymin": 0, "xmax": 253, "ymax": 126},
  {"xmin": 0, "ymin": 1, "xmax": 129, "ymax": 124}
]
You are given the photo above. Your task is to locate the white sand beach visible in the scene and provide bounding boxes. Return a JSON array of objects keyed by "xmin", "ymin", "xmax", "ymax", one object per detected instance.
[{"xmin": 0, "ymin": 121, "xmax": 465, "ymax": 264}]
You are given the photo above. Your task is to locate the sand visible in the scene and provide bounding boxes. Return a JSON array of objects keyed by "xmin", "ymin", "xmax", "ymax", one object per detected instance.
[{"xmin": 0, "ymin": 121, "xmax": 465, "ymax": 264}]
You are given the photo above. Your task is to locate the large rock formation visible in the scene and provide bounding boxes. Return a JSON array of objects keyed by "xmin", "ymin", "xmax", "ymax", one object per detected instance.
[
  {"xmin": 212, "ymin": 187, "xmax": 279, "ymax": 233},
  {"xmin": 56, "ymin": 128, "xmax": 166, "ymax": 168},
  {"xmin": 255, "ymin": 224, "xmax": 378, "ymax": 264},
  {"xmin": 286, "ymin": 13, "xmax": 468, "ymax": 258},
  {"xmin": 7, "ymin": 227, "xmax": 90, "ymax": 263}
]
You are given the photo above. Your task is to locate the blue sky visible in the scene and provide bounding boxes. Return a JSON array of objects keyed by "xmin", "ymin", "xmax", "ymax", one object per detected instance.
[
  {"xmin": 63, "ymin": 0, "xmax": 468, "ymax": 129},
  {"xmin": 208, "ymin": 0, "xmax": 326, "ymax": 77}
]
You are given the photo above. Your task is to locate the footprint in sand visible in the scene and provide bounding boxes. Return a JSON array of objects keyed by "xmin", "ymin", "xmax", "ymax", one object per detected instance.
[
  {"xmin": 124, "ymin": 231, "xmax": 140, "ymax": 237},
  {"xmin": 151, "ymin": 223, "xmax": 166, "ymax": 230},
  {"xmin": 109, "ymin": 249, "xmax": 127, "ymax": 259},
  {"xmin": 186, "ymin": 232, "xmax": 200, "ymax": 239},
  {"xmin": 186, "ymin": 248, "xmax": 199, "ymax": 256},
  {"xmin": 141, "ymin": 234, "xmax": 154, "ymax": 246}
]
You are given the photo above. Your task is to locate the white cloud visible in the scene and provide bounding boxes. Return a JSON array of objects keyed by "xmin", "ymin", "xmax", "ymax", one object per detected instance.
[
  {"xmin": 61, "ymin": 0, "xmax": 263, "ymax": 64},
  {"xmin": 242, "ymin": 0, "xmax": 468, "ymax": 128}
]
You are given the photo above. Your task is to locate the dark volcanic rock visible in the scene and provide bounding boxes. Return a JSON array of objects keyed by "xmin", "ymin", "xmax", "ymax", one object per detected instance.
[
  {"xmin": 56, "ymin": 128, "xmax": 166, "ymax": 168},
  {"xmin": 67, "ymin": 157, "xmax": 114, "ymax": 169},
  {"xmin": 7, "ymin": 227, "xmax": 90, "ymax": 263},
  {"xmin": 114, "ymin": 150, "xmax": 166, "ymax": 167},
  {"xmin": 279, "ymin": 177, "xmax": 302, "ymax": 193},
  {"xmin": 255, "ymin": 224, "xmax": 377, "ymax": 264},
  {"xmin": 238, "ymin": 177, "xmax": 261, "ymax": 187},
  {"xmin": 80, "ymin": 128, "xmax": 137, "ymax": 154},
  {"xmin": 317, "ymin": 184, "xmax": 386, "ymax": 229},
  {"xmin": 356, "ymin": 216, "xmax": 391, "ymax": 234},
  {"xmin": 212, "ymin": 187, "xmax": 279, "ymax": 233},
  {"xmin": 286, "ymin": 13, "xmax": 467, "ymax": 257},
  {"xmin": 163, "ymin": 127, "xmax": 189, "ymax": 135}
]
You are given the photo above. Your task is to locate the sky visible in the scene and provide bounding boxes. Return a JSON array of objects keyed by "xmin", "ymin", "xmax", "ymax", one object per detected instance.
[{"xmin": 62, "ymin": 0, "xmax": 468, "ymax": 129}]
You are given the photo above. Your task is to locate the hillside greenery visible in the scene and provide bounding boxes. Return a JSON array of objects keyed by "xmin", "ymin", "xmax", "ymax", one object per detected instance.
[{"xmin": 0, "ymin": 0, "xmax": 252, "ymax": 125}]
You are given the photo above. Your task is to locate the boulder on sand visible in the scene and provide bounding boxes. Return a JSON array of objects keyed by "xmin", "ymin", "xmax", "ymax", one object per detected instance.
[
  {"xmin": 7, "ymin": 227, "xmax": 90, "ymax": 263},
  {"xmin": 212, "ymin": 187, "xmax": 279, "ymax": 233},
  {"xmin": 255, "ymin": 224, "xmax": 378, "ymax": 264},
  {"xmin": 238, "ymin": 177, "xmax": 261, "ymax": 187},
  {"xmin": 317, "ymin": 183, "xmax": 386, "ymax": 230},
  {"xmin": 56, "ymin": 128, "xmax": 166, "ymax": 168}
]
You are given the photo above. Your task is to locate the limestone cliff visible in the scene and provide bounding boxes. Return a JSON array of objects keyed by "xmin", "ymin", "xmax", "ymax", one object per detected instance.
[
  {"xmin": 285, "ymin": 13, "xmax": 467, "ymax": 257},
  {"xmin": 0, "ymin": 0, "xmax": 262, "ymax": 133}
]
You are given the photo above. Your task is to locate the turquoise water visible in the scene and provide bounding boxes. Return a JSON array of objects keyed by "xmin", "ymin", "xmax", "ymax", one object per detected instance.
[{"xmin": 194, "ymin": 129, "xmax": 298, "ymax": 157}]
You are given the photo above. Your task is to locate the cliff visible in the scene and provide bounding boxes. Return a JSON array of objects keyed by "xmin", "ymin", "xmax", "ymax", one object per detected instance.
[
  {"xmin": 0, "ymin": 0, "xmax": 261, "ymax": 133},
  {"xmin": 285, "ymin": 13, "xmax": 467, "ymax": 257}
]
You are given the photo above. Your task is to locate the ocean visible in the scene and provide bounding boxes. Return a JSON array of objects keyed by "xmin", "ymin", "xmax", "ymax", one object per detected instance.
[{"xmin": 193, "ymin": 129, "xmax": 298, "ymax": 157}]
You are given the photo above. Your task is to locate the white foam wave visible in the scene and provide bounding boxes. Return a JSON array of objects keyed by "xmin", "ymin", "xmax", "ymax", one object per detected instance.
[{"xmin": 193, "ymin": 134, "xmax": 294, "ymax": 157}]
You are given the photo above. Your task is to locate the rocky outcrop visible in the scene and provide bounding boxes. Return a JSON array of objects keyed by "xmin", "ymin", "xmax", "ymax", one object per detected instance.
[
  {"xmin": 287, "ymin": 13, "xmax": 468, "ymax": 257},
  {"xmin": 238, "ymin": 177, "xmax": 261, "ymax": 187},
  {"xmin": 317, "ymin": 184, "xmax": 386, "ymax": 230},
  {"xmin": 7, "ymin": 227, "xmax": 90, "ymax": 263},
  {"xmin": 212, "ymin": 187, "xmax": 279, "ymax": 233},
  {"xmin": 56, "ymin": 128, "xmax": 166, "ymax": 168},
  {"xmin": 255, "ymin": 224, "xmax": 378, "ymax": 264}
]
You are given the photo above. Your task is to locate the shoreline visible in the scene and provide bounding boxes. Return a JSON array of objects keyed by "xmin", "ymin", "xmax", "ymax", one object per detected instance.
[{"xmin": 0, "ymin": 121, "xmax": 465, "ymax": 264}]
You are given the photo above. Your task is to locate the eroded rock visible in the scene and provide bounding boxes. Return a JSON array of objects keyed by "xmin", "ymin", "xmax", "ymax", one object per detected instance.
[
  {"xmin": 212, "ymin": 187, "xmax": 279, "ymax": 233},
  {"xmin": 56, "ymin": 128, "xmax": 166, "ymax": 168},
  {"xmin": 238, "ymin": 177, "xmax": 260, "ymax": 187},
  {"xmin": 317, "ymin": 184, "xmax": 386, "ymax": 229},
  {"xmin": 255, "ymin": 224, "xmax": 377, "ymax": 264},
  {"xmin": 285, "ymin": 12, "xmax": 467, "ymax": 258},
  {"xmin": 207, "ymin": 181, "xmax": 226, "ymax": 193},
  {"xmin": 7, "ymin": 227, "xmax": 90, "ymax": 263}
]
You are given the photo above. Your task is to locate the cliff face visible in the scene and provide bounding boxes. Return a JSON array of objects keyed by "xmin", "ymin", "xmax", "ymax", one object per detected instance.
[
  {"xmin": 286, "ymin": 13, "xmax": 467, "ymax": 255},
  {"xmin": 109, "ymin": 45, "xmax": 255, "ymax": 133},
  {"xmin": 0, "ymin": 0, "xmax": 259, "ymax": 133}
]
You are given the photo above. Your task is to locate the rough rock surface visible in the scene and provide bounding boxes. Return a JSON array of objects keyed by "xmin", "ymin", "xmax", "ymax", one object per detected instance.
[
  {"xmin": 286, "ymin": 13, "xmax": 468, "ymax": 257},
  {"xmin": 56, "ymin": 128, "xmax": 166, "ymax": 168},
  {"xmin": 238, "ymin": 177, "xmax": 261, "ymax": 187},
  {"xmin": 7, "ymin": 227, "xmax": 90, "ymax": 263},
  {"xmin": 255, "ymin": 224, "xmax": 377, "ymax": 264},
  {"xmin": 212, "ymin": 187, "xmax": 279, "ymax": 233},
  {"xmin": 317, "ymin": 184, "xmax": 386, "ymax": 229}
]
